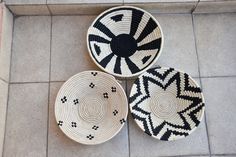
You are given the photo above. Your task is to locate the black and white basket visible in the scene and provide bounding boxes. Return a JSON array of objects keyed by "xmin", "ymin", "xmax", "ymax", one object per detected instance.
[
  {"xmin": 87, "ymin": 6, "xmax": 163, "ymax": 78},
  {"xmin": 129, "ymin": 67, "xmax": 205, "ymax": 141},
  {"xmin": 55, "ymin": 71, "xmax": 128, "ymax": 145}
]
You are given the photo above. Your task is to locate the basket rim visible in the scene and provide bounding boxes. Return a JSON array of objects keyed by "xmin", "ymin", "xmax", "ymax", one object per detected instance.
[
  {"xmin": 129, "ymin": 66, "xmax": 205, "ymax": 141},
  {"xmin": 86, "ymin": 5, "xmax": 164, "ymax": 78},
  {"xmin": 54, "ymin": 70, "xmax": 128, "ymax": 145}
]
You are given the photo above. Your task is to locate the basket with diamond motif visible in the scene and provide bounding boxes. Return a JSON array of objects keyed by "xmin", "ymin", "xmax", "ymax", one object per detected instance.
[
  {"xmin": 55, "ymin": 71, "xmax": 128, "ymax": 145},
  {"xmin": 129, "ymin": 67, "xmax": 205, "ymax": 141},
  {"xmin": 87, "ymin": 6, "xmax": 163, "ymax": 78}
]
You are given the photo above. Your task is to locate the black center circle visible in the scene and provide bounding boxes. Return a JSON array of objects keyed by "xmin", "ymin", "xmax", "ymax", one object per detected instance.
[{"xmin": 110, "ymin": 34, "xmax": 137, "ymax": 57}]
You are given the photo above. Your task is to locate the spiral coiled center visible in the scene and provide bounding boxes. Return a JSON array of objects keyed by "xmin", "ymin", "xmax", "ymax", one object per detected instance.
[
  {"xmin": 150, "ymin": 92, "xmax": 178, "ymax": 119},
  {"xmin": 79, "ymin": 96, "xmax": 107, "ymax": 124}
]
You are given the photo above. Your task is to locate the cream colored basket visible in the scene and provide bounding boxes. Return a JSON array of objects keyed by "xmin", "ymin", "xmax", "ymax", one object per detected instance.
[
  {"xmin": 55, "ymin": 71, "xmax": 128, "ymax": 145},
  {"xmin": 129, "ymin": 67, "xmax": 205, "ymax": 141},
  {"xmin": 87, "ymin": 6, "xmax": 163, "ymax": 78}
]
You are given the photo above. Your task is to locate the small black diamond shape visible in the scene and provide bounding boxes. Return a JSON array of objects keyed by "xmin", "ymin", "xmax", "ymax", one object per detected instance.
[
  {"xmin": 113, "ymin": 109, "xmax": 118, "ymax": 116},
  {"xmin": 58, "ymin": 121, "xmax": 63, "ymax": 126},
  {"xmin": 61, "ymin": 96, "xmax": 67, "ymax": 103},
  {"xmin": 89, "ymin": 82, "xmax": 95, "ymax": 88},
  {"xmin": 120, "ymin": 118, "xmax": 125, "ymax": 124},
  {"xmin": 71, "ymin": 122, "xmax": 77, "ymax": 127},
  {"xmin": 111, "ymin": 87, "xmax": 116, "ymax": 92},
  {"xmin": 73, "ymin": 99, "xmax": 79, "ymax": 105},
  {"xmin": 103, "ymin": 92, "xmax": 109, "ymax": 98},
  {"xmin": 91, "ymin": 72, "xmax": 98, "ymax": 76},
  {"xmin": 92, "ymin": 125, "xmax": 99, "ymax": 130},
  {"xmin": 87, "ymin": 134, "xmax": 94, "ymax": 140}
]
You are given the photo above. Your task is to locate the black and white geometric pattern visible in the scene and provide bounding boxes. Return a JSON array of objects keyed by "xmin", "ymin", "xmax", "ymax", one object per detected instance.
[
  {"xmin": 129, "ymin": 67, "xmax": 205, "ymax": 141},
  {"xmin": 87, "ymin": 6, "xmax": 163, "ymax": 77},
  {"xmin": 55, "ymin": 71, "xmax": 128, "ymax": 145}
]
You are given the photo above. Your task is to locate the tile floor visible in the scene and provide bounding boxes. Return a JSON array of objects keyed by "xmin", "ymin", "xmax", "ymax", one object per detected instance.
[{"xmin": 2, "ymin": 13, "xmax": 236, "ymax": 157}]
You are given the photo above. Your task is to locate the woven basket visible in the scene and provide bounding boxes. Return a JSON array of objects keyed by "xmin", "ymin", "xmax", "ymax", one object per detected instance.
[
  {"xmin": 87, "ymin": 6, "xmax": 163, "ymax": 78},
  {"xmin": 129, "ymin": 67, "xmax": 205, "ymax": 141},
  {"xmin": 55, "ymin": 71, "xmax": 128, "ymax": 145}
]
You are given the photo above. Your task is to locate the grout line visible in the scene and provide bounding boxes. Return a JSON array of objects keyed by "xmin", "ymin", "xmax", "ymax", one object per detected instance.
[
  {"xmin": 191, "ymin": 14, "xmax": 202, "ymax": 79},
  {"xmin": 49, "ymin": 12, "xmax": 193, "ymax": 16},
  {"xmin": 45, "ymin": 0, "xmax": 53, "ymax": 16},
  {"xmin": 5, "ymin": 3, "xmax": 50, "ymax": 6},
  {"xmin": 203, "ymin": 110, "xmax": 212, "ymax": 157},
  {"xmin": 10, "ymin": 81, "xmax": 50, "ymax": 84},
  {"xmin": 191, "ymin": 14, "xmax": 212, "ymax": 156},
  {"xmin": 10, "ymin": 80, "xmax": 66, "ymax": 84},
  {"xmin": 8, "ymin": 14, "xmax": 98, "ymax": 17},
  {"xmin": 159, "ymin": 154, "xmax": 210, "ymax": 157},
  {"xmin": 2, "ymin": 15, "xmax": 15, "ymax": 157},
  {"xmin": 2, "ymin": 83, "xmax": 11, "ymax": 157},
  {"xmin": 193, "ymin": 11, "xmax": 236, "ymax": 15},
  {"xmin": 46, "ymin": 84, "xmax": 50, "ymax": 157},
  {"xmin": 212, "ymin": 154, "xmax": 236, "ymax": 156},
  {"xmin": 6, "ymin": 1, "xmax": 236, "ymax": 6},
  {"xmin": 125, "ymin": 79, "xmax": 131, "ymax": 157},
  {"xmin": 14, "ymin": 12, "xmax": 193, "ymax": 17},
  {"xmin": 46, "ymin": 3, "xmax": 53, "ymax": 16},
  {"xmin": 200, "ymin": 75, "xmax": 236, "ymax": 79},
  {"xmin": 191, "ymin": 0, "xmax": 200, "ymax": 13},
  {"xmin": 0, "ymin": 4, "xmax": 15, "ymax": 85},
  {"xmin": 34, "ymin": 2, "xmax": 142, "ymax": 6},
  {"xmin": 46, "ymin": 15, "xmax": 53, "ymax": 157},
  {"xmin": 148, "ymin": 12, "xmax": 193, "ymax": 15},
  {"xmin": 50, "ymin": 80, "xmax": 66, "ymax": 83},
  {"xmin": 4, "ymin": 4, "xmax": 16, "ymax": 17},
  {"xmin": 51, "ymin": 14, "xmax": 98, "ymax": 16},
  {"xmin": 160, "ymin": 154, "xmax": 236, "ymax": 157}
]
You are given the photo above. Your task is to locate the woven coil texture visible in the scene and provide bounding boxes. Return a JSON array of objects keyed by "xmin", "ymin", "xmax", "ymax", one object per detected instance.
[
  {"xmin": 129, "ymin": 67, "xmax": 205, "ymax": 141},
  {"xmin": 55, "ymin": 71, "xmax": 128, "ymax": 145},
  {"xmin": 87, "ymin": 6, "xmax": 163, "ymax": 78}
]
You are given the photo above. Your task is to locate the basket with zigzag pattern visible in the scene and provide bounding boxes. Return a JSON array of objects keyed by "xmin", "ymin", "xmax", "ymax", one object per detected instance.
[{"xmin": 129, "ymin": 67, "xmax": 205, "ymax": 141}]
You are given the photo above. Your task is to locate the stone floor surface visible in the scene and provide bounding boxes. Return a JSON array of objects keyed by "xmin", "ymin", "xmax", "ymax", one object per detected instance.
[{"xmin": 1, "ymin": 10, "xmax": 236, "ymax": 157}]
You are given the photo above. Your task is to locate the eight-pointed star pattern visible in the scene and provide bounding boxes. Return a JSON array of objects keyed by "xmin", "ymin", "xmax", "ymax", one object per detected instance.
[{"xmin": 129, "ymin": 67, "xmax": 205, "ymax": 141}]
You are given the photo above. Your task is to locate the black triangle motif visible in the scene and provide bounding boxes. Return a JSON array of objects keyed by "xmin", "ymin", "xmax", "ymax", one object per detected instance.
[
  {"xmin": 142, "ymin": 55, "xmax": 151, "ymax": 64},
  {"xmin": 94, "ymin": 44, "xmax": 101, "ymax": 56},
  {"xmin": 111, "ymin": 14, "xmax": 124, "ymax": 22}
]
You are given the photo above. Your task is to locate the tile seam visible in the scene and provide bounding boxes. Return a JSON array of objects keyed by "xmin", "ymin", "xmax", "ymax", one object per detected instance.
[
  {"xmin": 212, "ymin": 153, "xmax": 236, "ymax": 156},
  {"xmin": 201, "ymin": 75, "xmax": 236, "ymax": 78},
  {"xmin": 159, "ymin": 154, "xmax": 210, "ymax": 157},
  {"xmin": 191, "ymin": 0, "xmax": 200, "ymax": 13},
  {"xmin": 46, "ymin": 1, "xmax": 53, "ymax": 15},
  {"xmin": 46, "ymin": 15, "xmax": 53, "ymax": 157},
  {"xmin": 191, "ymin": 14, "xmax": 212, "ymax": 156},
  {"xmin": 125, "ymin": 79, "xmax": 131, "ymax": 157},
  {"xmin": 1, "ymin": 14, "xmax": 15, "ymax": 157}
]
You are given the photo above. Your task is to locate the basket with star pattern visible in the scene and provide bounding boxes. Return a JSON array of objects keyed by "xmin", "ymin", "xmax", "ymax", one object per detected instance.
[{"xmin": 129, "ymin": 67, "xmax": 205, "ymax": 141}]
